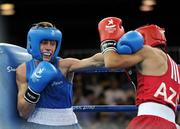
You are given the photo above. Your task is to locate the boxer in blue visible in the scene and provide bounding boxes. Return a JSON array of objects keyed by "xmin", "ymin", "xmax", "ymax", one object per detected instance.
[{"xmin": 16, "ymin": 22, "xmax": 104, "ymax": 129}]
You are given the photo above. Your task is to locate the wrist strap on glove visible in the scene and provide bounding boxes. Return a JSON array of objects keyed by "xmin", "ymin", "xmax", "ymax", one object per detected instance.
[
  {"xmin": 24, "ymin": 87, "xmax": 40, "ymax": 104},
  {"xmin": 101, "ymin": 40, "xmax": 117, "ymax": 54}
]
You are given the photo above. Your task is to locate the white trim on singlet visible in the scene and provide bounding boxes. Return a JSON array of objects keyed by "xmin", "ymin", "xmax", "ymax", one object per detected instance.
[
  {"xmin": 27, "ymin": 107, "xmax": 78, "ymax": 126},
  {"xmin": 138, "ymin": 102, "xmax": 175, "ymax": 123},
  {"xmin": 168, "ymin": 55, "xmax": 180, "ymax": 84}
]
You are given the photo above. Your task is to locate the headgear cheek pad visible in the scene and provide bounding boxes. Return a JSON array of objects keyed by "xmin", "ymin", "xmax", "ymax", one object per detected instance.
[
  {"xmin": 136, "ymin": 24, "xmax": 167, "ymax": 47},
  {"xmin": 27, "ymin": 27, "xmax": 62, "ymax": 61}
]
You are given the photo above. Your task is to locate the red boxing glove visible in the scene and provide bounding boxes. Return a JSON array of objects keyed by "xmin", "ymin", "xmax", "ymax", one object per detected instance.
[{"xmin": 98, "ymin": 17, "xmax": 125, "ymax": 54}]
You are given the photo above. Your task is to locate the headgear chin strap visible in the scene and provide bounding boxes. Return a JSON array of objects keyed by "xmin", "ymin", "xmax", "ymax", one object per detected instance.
[
  {"xmin": 136, "ymin": 24, "xmax": 167, "ymax": 47},
  {"xmin": 27, "ymin": 26, "xmax": 62, "ymax": 62}
]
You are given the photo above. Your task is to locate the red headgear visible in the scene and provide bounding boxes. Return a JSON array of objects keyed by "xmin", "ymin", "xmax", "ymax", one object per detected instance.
[{"xmin": 136, "ymin": 24, "xmax": 166, "ymax": 47}]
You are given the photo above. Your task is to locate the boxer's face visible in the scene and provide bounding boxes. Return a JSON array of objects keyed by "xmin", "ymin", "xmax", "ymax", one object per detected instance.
[{"xmin": 40, "ymin": 40, "xmax": 56, "ymax": 61}]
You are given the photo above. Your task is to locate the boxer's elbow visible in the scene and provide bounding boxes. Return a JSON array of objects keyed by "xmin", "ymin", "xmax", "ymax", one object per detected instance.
[
  {"xmin": 104, "ymin": 57, "xmax": 120, "ymax": 69},
  {"xmin": 18, "ymin": 110, "xmax": 28, "ymax": 119},
  {"xmin": 17, "ymin": 100, "xmax": 34, "ymax": 119},
  {"xmin": 104, "ymin": 56, "xmax": 129, "ymax": 69},
  {"xmin": 18, "ymin": 107, "xmax": 29, "ymax": 119}
]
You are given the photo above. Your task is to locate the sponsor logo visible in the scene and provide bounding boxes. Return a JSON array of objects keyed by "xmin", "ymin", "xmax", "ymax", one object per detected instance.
[
  {"xmin": 7, "ymin": 66, "xmax": 16, "ymax": 72},
  {"xmin": 32, "ymin": 68, "xmax": 45, "ymax": 82},
  {"xmin": 34, "ymin": 68, "xmax": 45, "ymax": 78},
  {"xmin": 105, "ymin": 19, "xmax": 116, "ymax": 33},
  {"xmin": 73, "ymin": 105, "xmax": 96, "ymax": 110},
  {"xmin": 51, "ymin": 81, "xmax": 63, "ymax": 87}
]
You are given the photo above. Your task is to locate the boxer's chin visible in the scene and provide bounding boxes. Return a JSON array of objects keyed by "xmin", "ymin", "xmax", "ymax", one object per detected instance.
[
  {"xmin": 42, "ymin": 56, "xmax": 51, "ymax": 61},
  {"xmin": 42, "ymin": 52, "xmax": 52, "ymax": 61}
]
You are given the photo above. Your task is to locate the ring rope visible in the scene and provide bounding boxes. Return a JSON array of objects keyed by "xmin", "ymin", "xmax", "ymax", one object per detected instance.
[
  {"xmin": 75, "ymin": 67, "xmax": 125, "ymax": 73},
  {"xmin": 73, "ymin": 105, "xmax": 180, "ymax": 112}
]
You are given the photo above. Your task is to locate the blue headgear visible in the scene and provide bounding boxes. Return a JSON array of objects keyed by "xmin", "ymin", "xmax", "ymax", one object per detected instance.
[{"xmin": 27, "ymin": 26, "xmax": 62, "ymax": 61}]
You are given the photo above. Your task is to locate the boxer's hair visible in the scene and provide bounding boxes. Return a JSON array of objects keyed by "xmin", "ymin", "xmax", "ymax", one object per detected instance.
[{"xmin": 32, "ymin": 21, "xmax": 54, "ymax": 28}]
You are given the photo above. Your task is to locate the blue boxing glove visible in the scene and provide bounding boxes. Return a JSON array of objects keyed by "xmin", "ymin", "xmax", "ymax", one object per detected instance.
[
  {"xmin": 24, "ymin": 61, "xmax": 58, "ymax": 104},
  {"xmin": 116, "ymin": 31, "xmax": 144, "ymax": 54}
]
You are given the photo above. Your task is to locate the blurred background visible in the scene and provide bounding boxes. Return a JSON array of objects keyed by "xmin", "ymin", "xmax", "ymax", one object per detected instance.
[
  {"xmin": 0, "ymin": 0, "xmax": 179, "ymax": 50},
  {"xmin": 0, "ymin": 0, "xmax": 180, "ymax": 129}
]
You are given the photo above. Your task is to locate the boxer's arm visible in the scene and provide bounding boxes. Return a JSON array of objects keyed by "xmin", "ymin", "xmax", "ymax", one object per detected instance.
[
  {"xmin": 60, "ymin": 53, "xmax": 104, "ymax": 72},
  {"xmin": 98, "ymin": 17, "xmax": 144, "ymax": 69},
  {"xmin": 16, "ymin": 63, "xmax": 35, "ymax": 119},
  {"xmin": 103, "ymin": 47, "xmax": 145, "ymax": 69}
]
